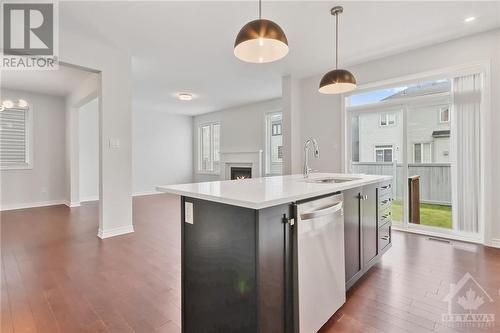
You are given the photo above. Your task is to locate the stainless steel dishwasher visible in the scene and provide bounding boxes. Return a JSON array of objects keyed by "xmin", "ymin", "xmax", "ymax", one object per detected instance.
[{"xmin": 295, "ymin": 193, "xmax": 346, "ymax": 333}]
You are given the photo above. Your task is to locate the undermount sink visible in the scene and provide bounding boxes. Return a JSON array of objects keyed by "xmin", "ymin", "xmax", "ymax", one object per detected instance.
[{"xmin": 304, "ymin": 177, "xmax": 361, "ymax": 184}]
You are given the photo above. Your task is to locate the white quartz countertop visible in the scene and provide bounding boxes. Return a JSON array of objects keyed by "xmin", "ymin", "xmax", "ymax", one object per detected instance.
[{"xmin": 157, "ymin": 173, "xmax": 392, "ymax": 210}]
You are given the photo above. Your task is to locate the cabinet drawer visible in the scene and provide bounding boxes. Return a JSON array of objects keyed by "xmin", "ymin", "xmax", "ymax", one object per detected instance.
[
  {"xmin": 378, "ymin": 196, "xmax": 392, "ymax": 211},
  {"xmin": 378, "ymin": 182, "xmax": 392, "ymax": 197},
  {"xmin": 379, "ymin": 209, "xmax": 392, "ymax": 227},
  {"xmin": 378, "ymin": 223, "xmax": 391, "ymax": 251}
]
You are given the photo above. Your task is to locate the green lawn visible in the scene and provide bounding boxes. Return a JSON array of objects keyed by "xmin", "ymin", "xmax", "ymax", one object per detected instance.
[{"xmin": 392, "ymin": 200, "xmax": 452, "ymax": 229}]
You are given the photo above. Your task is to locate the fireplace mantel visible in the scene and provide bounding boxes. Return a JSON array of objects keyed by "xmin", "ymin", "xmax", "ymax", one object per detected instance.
[{"xmin": 220, "ymin": 150, "xmax": 263, "ymax": 180}]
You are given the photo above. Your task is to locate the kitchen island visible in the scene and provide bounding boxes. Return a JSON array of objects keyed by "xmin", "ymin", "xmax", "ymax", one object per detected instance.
[{"xmin": 157, "ymin": 173, "xmax": 393, "ymax": 333}]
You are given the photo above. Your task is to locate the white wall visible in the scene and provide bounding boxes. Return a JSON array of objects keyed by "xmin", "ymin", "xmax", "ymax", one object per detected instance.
[
  {"xmin": 294, "ymin": 75, "xmax": 342, "ymax": 173},
  {"xmin": 133, "ymin": 110, "xmax": 193, "ymax": 193},
  {"xmin": 79, "ymin": 98, "xmax": 99, "ymax": 201},
  {"xmin": 294, "ymin": 29, "xmax": 500, "ymax": 245},
  {"xmin": 60, "ymin": 22, "xmax": 133, "ymax": 238},
  {"xmin": 193, "ymin": 98, "xmax": 282, "ymax": 182},
  {"xmin": 0, "ymin": 89, "xmax": 66, "ymax": 210}
]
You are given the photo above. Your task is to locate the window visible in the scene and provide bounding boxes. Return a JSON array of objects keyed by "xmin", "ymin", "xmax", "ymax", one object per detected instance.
[
  {"xmin": 374, "ymin": 145, "xmax": 393, "ymax": 162},
  {"xmin": 379, "ymin": 113, "xmax": 396, "ymax": 127},
  {"xmin": 265, "ymin": 112, "xmax": 283, "ymax": 175},
  {"xmin": 413, "ymin": 143, "xmax": 432, "ymax": 163},
  {"xmin": 0, "ymin": 107, "xmax": 31, "ymax": 169},
  {"xmin": 271, "ymin": 122, "xmax": 282, "ymax": 136},
  {"xmin": 439, "ymin": 106, "xmax": 450, "ymax": 123},
  {"xmin": 198, "ymin": 122, "xmax": 220, "ymax": 173}
]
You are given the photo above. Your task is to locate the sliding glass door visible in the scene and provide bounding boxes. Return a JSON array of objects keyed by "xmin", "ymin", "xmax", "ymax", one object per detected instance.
[
  {"xmin": 345, "ymin": 79, "xmax": 464, "ymax": 235},
  {"xmin": 406, "ymin": 101, "xmax": 452, "ymax": 230},
  {"xmin": 349, "ymin": 106, "xmax": 404, "ymax": 225}
]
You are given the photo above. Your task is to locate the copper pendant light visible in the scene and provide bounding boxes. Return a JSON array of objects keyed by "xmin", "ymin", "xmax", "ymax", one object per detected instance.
[
  {"xmin": 234, "ymin": 0, "xmax": 288, "ymax": 63},
  {"xmin": 319, "ymin": 6, "xmax": 356, "ymax": 94}
]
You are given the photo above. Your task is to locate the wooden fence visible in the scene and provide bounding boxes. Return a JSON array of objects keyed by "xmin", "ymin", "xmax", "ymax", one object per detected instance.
[{"xmin": 351, "ymin": 162, "xmax": 451, "ymax": 205}]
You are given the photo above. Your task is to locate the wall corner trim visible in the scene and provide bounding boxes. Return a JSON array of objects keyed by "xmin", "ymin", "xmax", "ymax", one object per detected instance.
[
  {"xmin": 65, "ymin": 200, "xmax": 81, "ymax": 208},
  {"xmin": 97, "ymin": 225, "xmax": 134, "ymax": 239}
]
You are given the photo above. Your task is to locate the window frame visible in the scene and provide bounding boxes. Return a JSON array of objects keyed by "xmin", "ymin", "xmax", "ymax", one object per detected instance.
[
  {"xmin": 265, "ymin": 111, "xmax": 283, "ymax": 176},
  {"xmin": 0, "ymin": 106, "xmax": 33, "ymax": 170},
  {"xmin": 439, "ymin": 106, "xmax": 450, "ymax": 123},
  {"xmin": 197, "ymin": 121, "xmax": 221, "ymax": 174},
  {"xmin": 379, "ymin": 113, "xmax": 396, "ymax": 127},
  {"xmin": 374, "ymin": 144, "xmax": 394, "ymax": 162},
  {"xmin": 413, "ymin": 142, "xmax": 432, "ymax": 163}
]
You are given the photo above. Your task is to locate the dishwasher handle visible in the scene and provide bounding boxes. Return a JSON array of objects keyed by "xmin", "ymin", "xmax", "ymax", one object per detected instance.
[{"xmin": 300, "ymin": 201, "xmax": 343, "ymax": 221}]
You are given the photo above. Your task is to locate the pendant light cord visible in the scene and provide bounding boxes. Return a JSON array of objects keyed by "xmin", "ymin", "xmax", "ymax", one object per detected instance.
[
  {"xmin": 335, "ymin": 12, "xmax": 339, "ymax": 69},
  {"xmin": 259, "ymin": 0, "xmax": 262, "ymax": 19}
]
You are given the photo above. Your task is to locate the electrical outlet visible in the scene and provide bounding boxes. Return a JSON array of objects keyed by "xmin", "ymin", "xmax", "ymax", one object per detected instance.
[{"xmin": 108, "ymin": 138, "xmax": 120, "ymax": 149}]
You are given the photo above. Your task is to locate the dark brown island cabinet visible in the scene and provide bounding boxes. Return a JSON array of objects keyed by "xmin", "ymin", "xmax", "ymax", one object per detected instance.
[{"xmin": 176, "ymin": 179, "xmax": 392, "ymax": 333}]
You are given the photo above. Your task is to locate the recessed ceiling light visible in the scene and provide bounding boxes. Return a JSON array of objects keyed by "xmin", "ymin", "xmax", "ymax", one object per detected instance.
[
  {"xmin": 464, "ymin": 16, "xmax": 476, "ymax": 23},
  {"xmin": 2, "ymin": 100, "xmax": 14, "ymax": 108},
  {"xmin": 177, "ymin": 93, "xmax": 193, "ymax": 101}
]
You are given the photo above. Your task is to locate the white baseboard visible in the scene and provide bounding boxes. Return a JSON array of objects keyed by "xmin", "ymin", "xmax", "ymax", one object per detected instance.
[
  {"xmin": 2, "ymin": 191, "xmax": 163, "ymax": 212},
  {"xmin": 1, "ymin": 200, "xmax": 67, "ymax": 211},
  {"xmin": 64, "ymin": 200, "xmax": 81, "ymax": 208},
  {"xmin": 487, "ymin": 238, "xmax": 500, "ymax": 249},
  {"xmin": 133, "ymin": 190, "xmax": 162, "ymax": 197},
  {"xmin": 97, "ymin": 225, "xmax": 134, "ymax": 239},
  {"xmin": 80, "ymin": 196, "xmax": 99, "ymax": 203}
]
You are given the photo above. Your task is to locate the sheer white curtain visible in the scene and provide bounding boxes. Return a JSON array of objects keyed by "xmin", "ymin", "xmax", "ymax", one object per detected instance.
[{"xmin": 451, "ymin": 73, "xmax": 481, "ymax": 233}]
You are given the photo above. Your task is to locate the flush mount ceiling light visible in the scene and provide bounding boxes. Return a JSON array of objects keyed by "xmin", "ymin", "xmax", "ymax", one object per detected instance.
[
  {"xmin": 319, "ymin": 6, "xmax": 356, "ymax": 94},
  {"xmin": 234, "ymin": 0, "xmax": 288, "ymax": 63},
  {"xmin": 464, "ymin": 16, "xmax": 476, "ymax": 23},
  {"xmin": 177, "ymin": 93, "xmax": 193, "ymax": 101}
]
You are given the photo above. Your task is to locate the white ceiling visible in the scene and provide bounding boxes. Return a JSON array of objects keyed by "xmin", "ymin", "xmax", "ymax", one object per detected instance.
[
  {"xmin": 59, "ymin": 1, "xmax": 500, "ymax": 115},
  {"xmin": 1, "ymin": 65, "xmax": 95, "ymax": 97}
]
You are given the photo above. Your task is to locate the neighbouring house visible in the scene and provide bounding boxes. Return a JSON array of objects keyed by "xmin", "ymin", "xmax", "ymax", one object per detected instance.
[{"xmin": 353, "ymin": 80, "xmax": 451, "ymax": 164}]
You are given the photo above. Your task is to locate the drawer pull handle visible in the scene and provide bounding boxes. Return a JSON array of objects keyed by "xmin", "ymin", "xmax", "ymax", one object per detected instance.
[
  {"xmin": 381, "ymin": 212, "xmax": 392, "ymax": 219},
  {"xmin": 381, "ymin": 184, "xmax": 392, "ymax": 190},
  {"xmin": 381, "ymin": 236, "xmax": 389, "ymax": 241}
]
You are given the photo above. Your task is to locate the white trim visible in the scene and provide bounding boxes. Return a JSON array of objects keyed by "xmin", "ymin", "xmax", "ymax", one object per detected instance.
[
  {"xmin": 80, "ymin": 196, "xmax": 99, "ymax": 202},
  {"xmin": 393, "ymin": 226, "xmax": 482, "ymax": 245},
  {"xmin": 374, "ymin": 145, "xmax": 393, "ymax": 162},
  {"xmin": 0, "ymin": 200, "xmax": 67, "ymax": 211},
  {"xmin": 379, "ymin": 113, "xmax": 396, "ymax": 127},
  {"xmin": 198, "ymin": 121, "xmax": 221, "ymax": 173},
  {"xmin": 0, "ymin": 105, "xmax": 34, "ymax": 170},
  {"xmin": 412, "ymin": 142, "xmax": 432, "ymax": 163},
  {"xmin": 487, "ymin": 238, "xmax": 500, "ymax": 249},
  {"xmin": 65, "ymin": 200, "xmax": 81, "ymax": 208},
  {"xmin": 439, "ymin": 106, "xmax": 450, "ymax": 123},
  {"xmin": 97, "ymin": 225, "xmax": 134, "ymax": 239}
]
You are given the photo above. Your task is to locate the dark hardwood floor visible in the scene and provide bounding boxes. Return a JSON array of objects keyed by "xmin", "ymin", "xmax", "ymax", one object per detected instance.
[{"xmin": 1, "ymin": 194, "xmax": 499, "ymax": 332}]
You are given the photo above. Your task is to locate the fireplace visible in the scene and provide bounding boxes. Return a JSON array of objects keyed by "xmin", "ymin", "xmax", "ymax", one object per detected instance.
[{"xmin": 230, "ymin": 167, "xmax": 252, "ymax": 180}]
